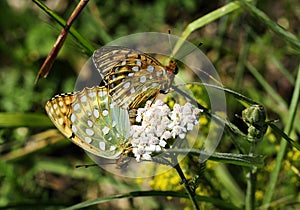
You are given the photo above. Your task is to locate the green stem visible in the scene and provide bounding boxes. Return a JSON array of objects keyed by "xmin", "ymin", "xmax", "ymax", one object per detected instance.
[
  {"xmin": 262, "ymin": 64, "xmax": 300, "ymax": 208},
  {"xmin": 246, "ymin": 167, "xmax": 256, "ymax": 210},
  {"xmin": 245, "ymin": 143, "xmax": 257, "ymax": 210},
  {"xmin": 173, "ymin": 1, "xmax": 242, "ymax": 56},
  {"xmin": 33, "ymin": 0, "xmax": 95, "ymax": 55},
  {"xmin": 239, "ymin": 0, "xmax": 300, "ymax": 51},
  {"xmin": 173, "ymin": 163, "xmax": 200, "ymax": 210}
]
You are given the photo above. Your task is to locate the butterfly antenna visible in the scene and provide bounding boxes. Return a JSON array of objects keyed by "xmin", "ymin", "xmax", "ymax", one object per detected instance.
[
  {"xmin": 75, "ymin": 163, "xmax": 98, "ymax": 168},
  {"xmin": 176, "ymin": 41, "xmax": 204, "ymax": 61},
  {"xmin": 168, "ymin": 29, "xmax": 175, "ymax": 59}
]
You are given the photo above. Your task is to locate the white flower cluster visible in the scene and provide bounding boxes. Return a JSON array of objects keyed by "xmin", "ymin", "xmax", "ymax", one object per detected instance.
[{"xmin": 130, "ymin": 100, "xmax": 202, "ymax": 162}]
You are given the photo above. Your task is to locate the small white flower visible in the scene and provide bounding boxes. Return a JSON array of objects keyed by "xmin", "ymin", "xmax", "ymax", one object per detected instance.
[
  {"xmin": 161, "ymin": 104, "xmax": 170, "ymax": 114},
  {"xmin": 155, "ymin": 145, "xmax": 162, "ymax": 152},
  {"xmin": 129, "ymin": 99, "xmax": 201, "ymax": 162},
  {"xmin": 179, "ymin": 133, "xmax": 186, "ymax": 139},
  {"xmin": 142, "ymin": 153, "xmax": 152, "ymax": 160},
  {"xmin": 154, "ymin": 100, "xmax": 164, "ymax": 106},
  {"xmin": 187, "ymin": 122, "xmax": 195, "ymax": 131},
  {"xmin": 193, "ymin": 108, "xmax": 202, "ymax": 116},
  {"xmin": 156, "ymin": 126, "xmax": 165, "ymax": 137},
  {"xmin": 172, "ymin": 125, "xmax": 181, "ymax": 138},
  {"xmin": 173, "ymin": 103, "xmax": 181, "ymax": 113},
  {"xmin": 149, "ymin": 136, "xmax": 159, "ymax": 145},
  {"xmin": 182, "ymin": 103, "xmax": 193, "ymax": 115},
  {"xmin": 159, "ymin": 139, "xmax": 167, "ymax": 147},
  {"xmin": 145, "ymin": 144, "xmax": 156, "ymax": 152},
  {"xmin": 161, "ymin": 131, "xmax": 171, "ymax": 140},
  {"xmin": 136, "ymin": 114, "xmax": 142, "ymax": 122}
]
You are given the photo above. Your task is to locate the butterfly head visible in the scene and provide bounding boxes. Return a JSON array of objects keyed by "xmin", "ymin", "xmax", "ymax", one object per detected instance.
[
  {"xmin": 166, "ymin": 60, "xmax": 178, "ymax": 75},
  {"xmin": 159, "ymin": 60, "xmax": 178, "ymax": 94}
]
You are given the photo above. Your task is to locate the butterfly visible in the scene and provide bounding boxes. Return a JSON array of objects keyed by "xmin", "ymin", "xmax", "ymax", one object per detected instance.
[
  {"xmin": 92, "ymin": 46, "xmax": 178, "ymax": 110},
  {"xmin": 45, "ymin": 86, "xmax": 131, "ymax": 159},
  {"xmin": 45, "ymin": 46, "xmax": 178, "ymax": 160}
]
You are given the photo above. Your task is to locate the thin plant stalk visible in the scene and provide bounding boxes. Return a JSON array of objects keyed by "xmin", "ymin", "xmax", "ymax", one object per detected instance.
[
  {"xmin": 172, "ymin": 1, "xmax": 243, "ymax": 56},
  {"xmin": 173, "ymin": 162, "xmax": 200, "ymax": 210},
  {"xmin": 246, "ymin": 62, "xmax": 288, "ymax": 109},
  {"xmin": 246, "ymin": 165, "xmax": 257, "ymax": 210},
  {"xmin": 246, "ymin": 142, "xmax": 258, "ymax": 210},
  {"xmin": 32, "ymin": 0, "xmax": 94, "ymax": 55},
  {"xmin": 262, "ymin": 64, "xmax": 300, "ymax": 208},
  {"xmin": 34, "ymin": 0, "xmax": 90, "ymax": 83},
  {"xmin": 239, "ymin": 0, "xmax": 300, "ymax": 52}
]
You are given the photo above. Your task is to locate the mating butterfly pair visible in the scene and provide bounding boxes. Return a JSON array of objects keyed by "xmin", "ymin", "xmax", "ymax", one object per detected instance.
[{"xmin": 45, "ymin": 46, "xmax": 177, "ymax": 159}]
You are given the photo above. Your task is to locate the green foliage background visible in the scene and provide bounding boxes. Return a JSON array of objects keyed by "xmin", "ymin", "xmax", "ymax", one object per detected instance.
[{"xmin": 0, "ymin": 0, "xmax": 299, "ymax": 209}]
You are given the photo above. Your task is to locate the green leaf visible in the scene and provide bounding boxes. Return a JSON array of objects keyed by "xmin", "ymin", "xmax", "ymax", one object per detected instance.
[{"xmin": 0, "ymin": 113, "xmax": 52, "ymax": 127}]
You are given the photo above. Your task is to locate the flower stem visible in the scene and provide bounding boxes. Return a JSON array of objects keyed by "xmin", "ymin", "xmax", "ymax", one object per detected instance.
[
  {"xmin": 173, "ymin": 163, "xmax": 200, "ymax": 210},
  {"xmin": 245, "ymin": 142, "xmax": 257, "ymax": 210}
]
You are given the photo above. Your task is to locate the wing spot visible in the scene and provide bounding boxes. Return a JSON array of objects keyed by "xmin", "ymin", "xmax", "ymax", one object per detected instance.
[
  {"xmin": 80, "ymin": 95, "xmax": 87, "ymax": 102},
  {"xmin": 99, "ymin": 141, "xmax": 106, "ymax": 151},
  {"xmin": 102, "ymin": 126, "xmax": 110, "ymax": 135},
  {"xmin": 88, "ymin": 91, "xmax": 96, "ymax": 97},
  {"xmin": 98, "ymin": 90, "xmax": 107, "ymax": 97},
  {"xmin": 130, "ymin": 87, "xmax": 135, "ymax": 94},
  {"xmin": 140, "ymin": 76, "xmax": 147, "ymax": 83},
  {"xmin": 93, "ymin": 109, "xmax": 100, "ymax": 118},
  {"xmin": 151, "ymin": 82, "xmax": 159, "ymax": 87},
  {"xmin": 123, "ymin": 82, "xmax": 130, "ymax": 89},
  {"xmin": 110, "ymin": 102, "xmax": 116, "ymax": 108},
  {"xmin": 58, "ymin": 101, "xmax": 64, "ymax": 107},
  {"xmin": 132, "ymin": 66, "xmax": 139, "ymax": 71},
  {"xmin": 87, "ymin": 120, "xmax": 93, "ymax": 127},
  {"xmin": 73, "ymin": 103, "xmax": 80, "ymax": 111},
  {"xmin": 85, "ymin": 137, "xmax": 92, "ymax": 143},
  {"xmin": 58, "ymin": 118, "xmax": 64, "ymax": 125},
  {"xmin": 70, "ymin": 114, "xmax": 76, "ymax": 122},
  {"xmin": 110, "ymin": 145, "xmax": 116, "ymax": 151},
  {"xmin": 147, "ymin": 65, "xmax": 154, "ymax": 72},
  {"xmin": 86, "ymin": 128, "xmax": 94, "ymax": 136},
  {"xmin": 136, "ymin": 60, "xmax": 142, "ymax": 66},
  {"xmin": 102, "ymin": 109, "xmax": 109, "ymax": 117},
  {"xmin": 72, "ymin": 125, "xmax": 78, "ymax": 133}
]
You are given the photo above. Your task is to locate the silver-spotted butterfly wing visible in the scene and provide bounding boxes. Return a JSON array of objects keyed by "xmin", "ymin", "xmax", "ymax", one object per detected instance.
[
  {"xmin": 92, "ymin": 46, "xmax": 178, "ymax": 110},
  {"xmin": 45, "ymin": 86, "xmax": 130, "ymax": 159}
]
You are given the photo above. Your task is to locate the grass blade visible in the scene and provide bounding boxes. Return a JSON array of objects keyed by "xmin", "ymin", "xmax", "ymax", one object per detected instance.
[{"xmin": 262, "ymin": 64, "xmax": 300, "ymax": 207}]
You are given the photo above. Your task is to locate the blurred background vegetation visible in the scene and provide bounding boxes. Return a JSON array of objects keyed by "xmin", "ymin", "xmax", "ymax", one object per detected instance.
[{"xmin": 0, "ymin": 0, "xmax": 299, "ymax": 209}]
